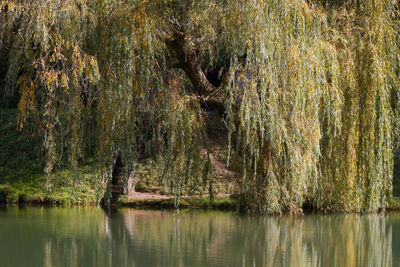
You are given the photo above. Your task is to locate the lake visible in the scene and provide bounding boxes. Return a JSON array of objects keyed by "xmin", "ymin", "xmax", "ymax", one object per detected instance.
[{"xmin": 0, "ymin": 206, "xmax": 399, "ymax": 266}]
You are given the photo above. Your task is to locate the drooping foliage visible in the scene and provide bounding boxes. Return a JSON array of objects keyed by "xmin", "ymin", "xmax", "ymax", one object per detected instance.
[
  {"xmin": 224, "ymin": 0, "xmax": 400, "ymax": 213},
  {"xmin": 0, "ymin": 0, "xmax": 399, "ymax": 213}
]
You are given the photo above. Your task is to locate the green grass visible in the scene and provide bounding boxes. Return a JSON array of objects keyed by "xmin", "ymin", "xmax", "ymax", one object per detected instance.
[
  {"xmin": 0, "ymin": 108, "xmax": 104, "ymax": 205},
  {"xmin": 0, "ymin": 108, "xmax": 235, "ymax": 209},
  {"xmin": 387, "ymin": 197, "xmax": 400, "ymax": 211},
  {"xmin": 0, "ymin": 165, "xmax": 103, "ymax": 206},
  {"xmin": 3, "ymin": 107, "xmax": 400, "ymax": 213},
  {"xmin": 117, "ymin": 195, "xmax": 236, "ymax": 211}
]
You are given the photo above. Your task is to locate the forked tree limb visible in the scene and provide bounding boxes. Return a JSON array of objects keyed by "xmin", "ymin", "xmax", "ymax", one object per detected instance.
[{"xmin": 164, "ymin": 28, "xmax": 228, "ymax": 115}]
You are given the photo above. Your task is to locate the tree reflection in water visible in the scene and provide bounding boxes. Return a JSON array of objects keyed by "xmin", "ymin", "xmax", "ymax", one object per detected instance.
[{"xmin": 0, "ymin": 207, "xmax": 395, "ymax": 267}]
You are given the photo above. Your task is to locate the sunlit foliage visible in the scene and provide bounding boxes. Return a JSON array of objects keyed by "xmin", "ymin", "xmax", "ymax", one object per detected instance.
[{"xmin": 1, "ymin": 0, "xmax": 399, "ymax": 213}]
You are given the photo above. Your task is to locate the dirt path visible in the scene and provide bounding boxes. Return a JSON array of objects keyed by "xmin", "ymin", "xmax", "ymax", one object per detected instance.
[
  {"xmin": 129, "ymin": 191, "xmax": 173, "ymax": 200},
  {"xmin": 128, "ymin": 191, "xmax": 230, "ymax": 200}
]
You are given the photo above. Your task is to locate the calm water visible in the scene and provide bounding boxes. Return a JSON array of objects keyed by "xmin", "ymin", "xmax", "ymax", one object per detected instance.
[{"xmin": 0, "ymin": 207, "xmax": 399, "ymax": 267}]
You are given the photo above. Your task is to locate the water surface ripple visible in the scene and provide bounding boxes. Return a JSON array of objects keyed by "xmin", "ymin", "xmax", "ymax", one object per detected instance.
[{"xmin": 0, "ymin": 207, "xmax": 398, "ymax": 267}]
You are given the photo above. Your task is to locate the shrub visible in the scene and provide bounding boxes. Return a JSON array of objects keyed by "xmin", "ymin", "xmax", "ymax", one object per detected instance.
[{"xmin": 0, "ymin": 184, "xmax": 14, "ymax": 203}]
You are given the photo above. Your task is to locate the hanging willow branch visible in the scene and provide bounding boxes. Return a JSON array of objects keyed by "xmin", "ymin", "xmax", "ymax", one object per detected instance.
[{"xmin": 1, "ymin": 0, "xmax": 399, "ymax": 213}]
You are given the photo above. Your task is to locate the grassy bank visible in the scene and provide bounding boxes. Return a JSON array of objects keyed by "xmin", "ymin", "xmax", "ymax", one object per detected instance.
[
  {"xmin": 387, "ymin": 197, "xmax": 400, "ymax": 211},
  {"xmin": 0, "ymin": 108, "xmax": 236, "ymax": 210},
  {"xmin": 0, "ymin": 108, "xmax": 102, "ymax": 205},
  {"xmin": 3, "ymin": 107, "xmax": 400, "ymax": 212},
  {"xmin": 117, "ymin": 195, "xmax": 236, "ymax": 210}
]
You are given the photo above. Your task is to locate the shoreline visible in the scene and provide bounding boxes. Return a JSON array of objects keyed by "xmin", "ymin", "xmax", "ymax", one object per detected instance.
[
  {"xmin": 118, "ymin": 195, "xmax": 236, "ymax": 211},
  {"xmin": 2, "ymin": 193, "xmax": 400, "ymax": 213},
  {"xmin": 0, "ymin": 192, "xmax": 237, "ymax": 211}
]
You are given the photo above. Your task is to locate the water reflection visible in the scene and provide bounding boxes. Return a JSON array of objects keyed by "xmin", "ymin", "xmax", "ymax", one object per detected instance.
[{"xmin": 0, "ymin": 207, "xmax": 397, "ymax": 267}]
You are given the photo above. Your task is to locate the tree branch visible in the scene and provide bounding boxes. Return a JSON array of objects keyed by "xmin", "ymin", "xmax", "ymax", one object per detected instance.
[{"xmin": 164, "ymin": 29, "xmax": 227, "ymax": 115}]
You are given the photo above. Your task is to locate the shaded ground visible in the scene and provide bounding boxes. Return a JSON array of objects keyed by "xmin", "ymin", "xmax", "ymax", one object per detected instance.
[
  {"xmin": 0, "ymin": 108, "xmax": 236, "ymax": 210},
  {"xmin": 119, "ymin": 193, "xmax": 235, "ymax": 210},
  {"xmin": 129, "ymin": 191, "xmax": 172, "ymax": 200},
  {"xmin": 129, "ymin": 191, "xmax": 230, "ymax": 200},
  {"xmin": 2, "ymin": 107, "xmax": 398, "ymax": 211},
  {"xmin": 0, "ymin": 108, "xmax": 101, "ymax": 204}
]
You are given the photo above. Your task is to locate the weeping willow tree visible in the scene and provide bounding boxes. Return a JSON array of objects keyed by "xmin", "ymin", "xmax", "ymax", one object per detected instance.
[{"xmin": 0, "ymin": 0, "xmax": 399, "ymax": 213}]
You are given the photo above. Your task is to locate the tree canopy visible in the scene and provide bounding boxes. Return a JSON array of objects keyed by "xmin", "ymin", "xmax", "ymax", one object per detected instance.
[{"xmin": 1, "ymin": 0, "xmax": 399, "ymax": 213}]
